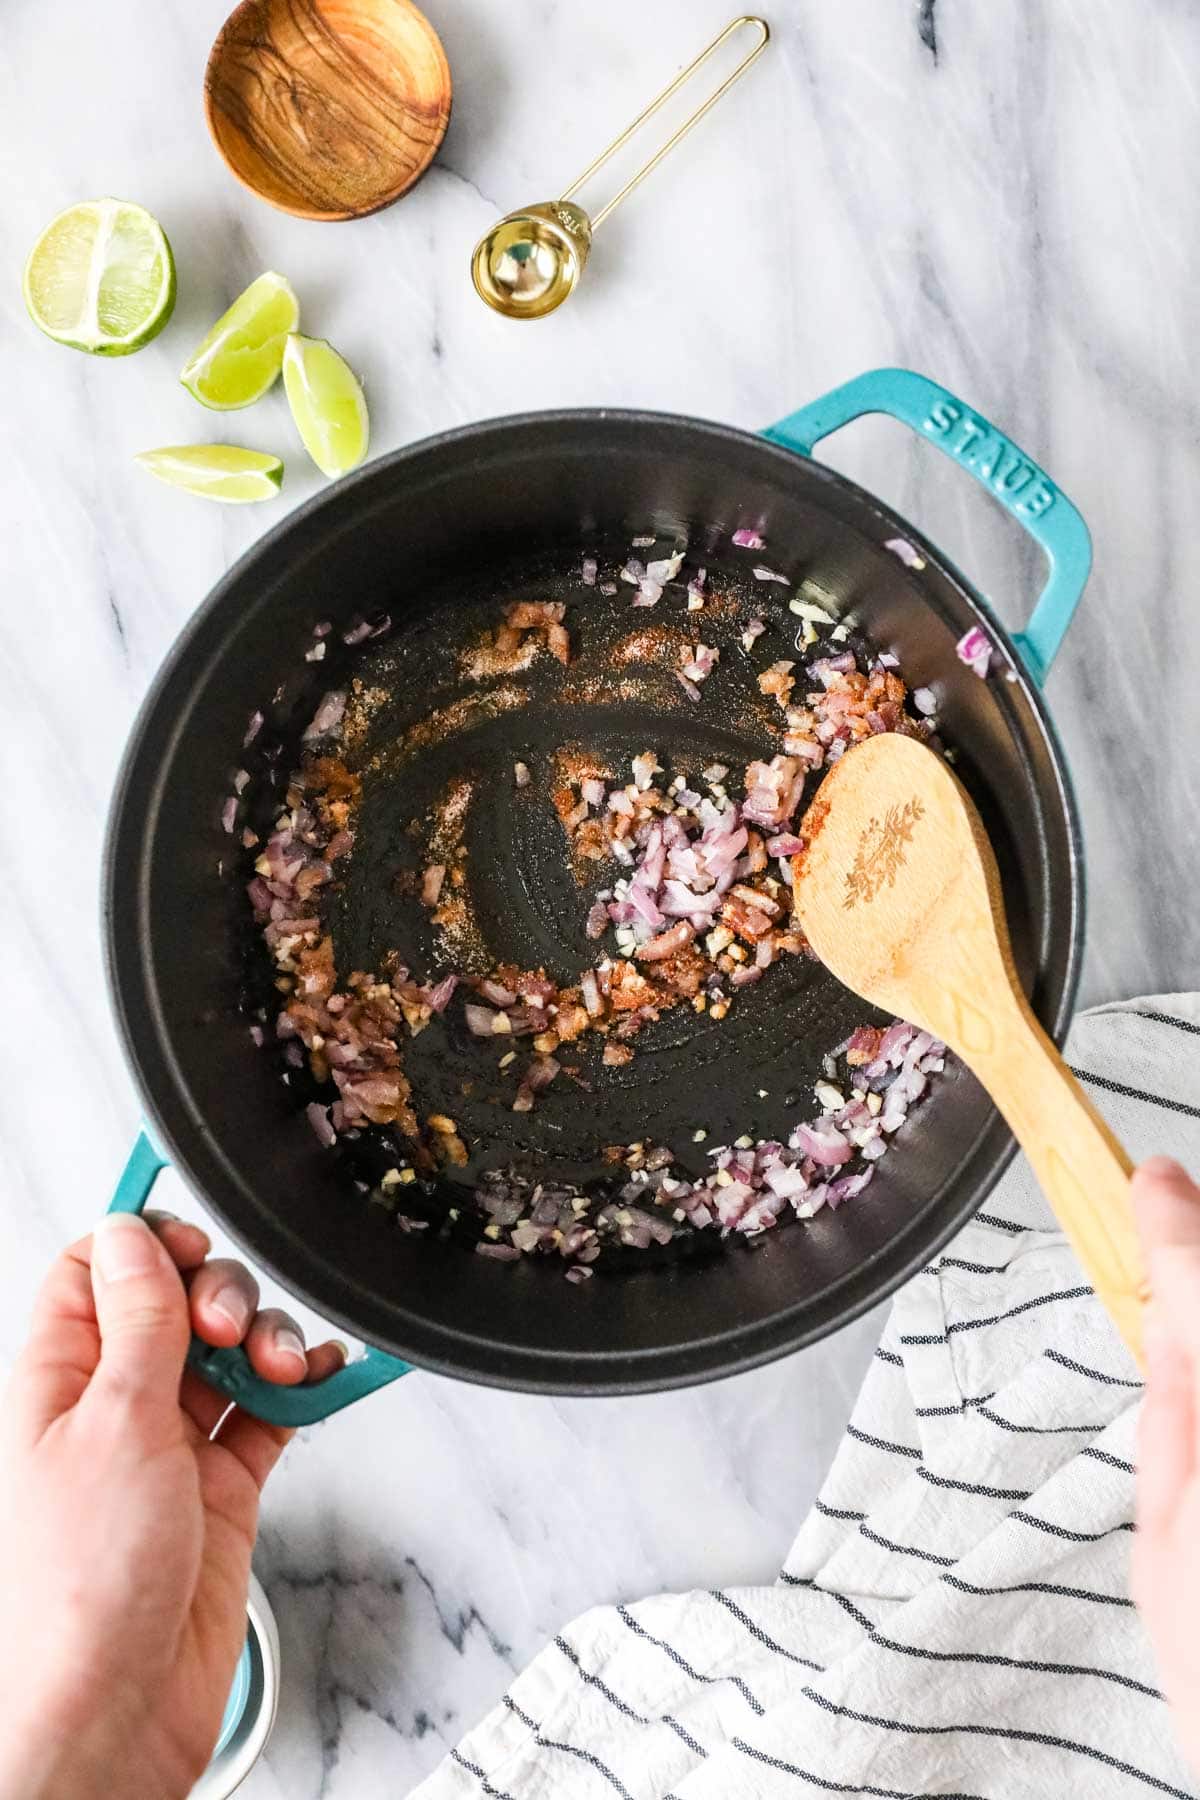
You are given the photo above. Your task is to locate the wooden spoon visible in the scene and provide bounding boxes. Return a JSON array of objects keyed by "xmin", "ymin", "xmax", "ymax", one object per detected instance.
[{"xmin": 792, "ymin": 731, "xmax": 1147, "ymax": 1363}]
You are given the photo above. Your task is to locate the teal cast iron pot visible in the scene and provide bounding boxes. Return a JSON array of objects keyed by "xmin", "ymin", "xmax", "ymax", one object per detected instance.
[{"xmin": 105, "ymin": 369, "xmax": 1090, "ymax": 1422}]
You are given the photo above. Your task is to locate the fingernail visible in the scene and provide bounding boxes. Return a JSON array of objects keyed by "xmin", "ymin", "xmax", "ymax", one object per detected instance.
[
  {"xmin": 1138, "ymin": 1156, "xmax": 1189, "ymax": 1184},
  {"xmin": 274, "ymin": 1323, "xmax": 307, "ymax": 1366},
  {"xmin": 159, "ymin": 1215, "xmax": 212, "ymax": 1252},
  {"xmin": 329, "ymin": 1340, "xmax": 350, "ymax": 1366},
  {"xmin": 93, "ymin": 1214, "xmax": 161, "ymax": 1283},
  {"xmin": 208, "ymin": 1283, "xmax": 253, "ymax": 1336}
]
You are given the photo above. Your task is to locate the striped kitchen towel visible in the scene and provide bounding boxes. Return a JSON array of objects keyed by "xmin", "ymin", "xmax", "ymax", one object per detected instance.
[{"xmin": 411, "ymin": 995, "xmax": 1200, "ymax": 1800}]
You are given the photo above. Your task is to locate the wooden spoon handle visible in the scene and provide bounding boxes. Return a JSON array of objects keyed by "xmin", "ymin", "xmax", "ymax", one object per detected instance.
[{"xmin": 964, "ymin": 1002, "xmax": 1147, "ymax": 1365}]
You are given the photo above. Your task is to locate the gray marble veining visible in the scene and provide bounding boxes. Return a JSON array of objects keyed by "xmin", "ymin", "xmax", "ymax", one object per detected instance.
[{"xmin": 1, "ymin": 1, "xmax": 1198, "ymax": 1792}]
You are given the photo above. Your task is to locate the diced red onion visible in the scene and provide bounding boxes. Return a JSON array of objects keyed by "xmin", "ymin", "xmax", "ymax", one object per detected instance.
[
  {"xmin": 956, "ymin": 626, "xmax": 993, "ymax": 678},
  {"xmin": 755, "ymin": 934, "xmax": 777, "ymax": 968},
  {"xmin": 793, "ymin": 1123, "xmax": 853, "ymax": 1166},
  {"xmin": 253, "ymin": 610, "xmax": 950, "ymax": 1273},
  {"xmin": 784, "ymin": 736, "xmax": 824, "ymax": 768},
  {"xmin": 810, "ymin": 652, "xmax": 856, "ymax": 682},
  {"xmin": 763, "ymin": 1162, "xmax": 809, "ymax": 1200},
  {"xmin": 732, "ymin": 528, "xmax": 766, "ymax": 549},
  {"xmin": 681, "ymin": 643, "xmax": 718, "ymax": 682},
  {"xmin": 635, "ymin": 920, "xmax": 694, "ymax": 961},
  {"xmin": 879, "ymin": 1021, "xmax": 916, "ymax": 1060},
  {"xmin": 752, "ymin": 565, "xmax": 789, "ymax": 584},
  {"xmin": 306, "ymin": 1102, "xmax": 337, "ymax": 1148},
  {"xmin": 660, "ymin": 880, "xmax": 719, "ymax": 918},
  {"xmin": 742, "ymin": 756, "xmax": 804, "ymax": 828},
  {"xmin": 701, "ymin": 822, "xmax": 748, "ymax": 876},
  {"xmin": 626, "ymin": 881, "xmax": 664, "ymax": 932},
  {"xmin": 731, "ymin": 964, "xmax": 764, "ymax": 987},
  {"xmin": 526, "ymin": 1054, "xmax": 561, "ymax": 1092},
  {"xmin": 581, "ymin": 557, "xmax": 598, "ymax": 586},
  {"xmin": 582, "ymin": 900, "xmax": 609, "ymax": 942},
  {"xmin": 884, "ymin": 537, "xmax": 926, "ymax": 569},
  {"xmin": 243, "ymin": 710, "xmax": 264, "ymax": 747},
  {"xmin": 423, "ymin": 974, "xmax": 458, "ymax": 1013},
  {"xmin": 221, "ymin": 796, "xmax": 238, "ymax": 834},
  {"xmin": 827, "ymin": 1168, "xmax": 874, "ymax": 1207},
  {"xmin": 646, "ymin": 551, "xmax": 684, "ymax": 584},
  {"xmin": 479, "ymin": 978, "xmax": 518, "ymax": 1007},
  {"xmin": 303, "ymin": 690, "xmax": 347, "ymax": 741},
  {"xmin": 631, "ymin": 752, "xmax": 659, "ymax": 791}
]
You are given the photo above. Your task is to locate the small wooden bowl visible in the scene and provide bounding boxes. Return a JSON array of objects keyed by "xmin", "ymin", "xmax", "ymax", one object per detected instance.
[{"xmin": 204, "ymin": 0, "xmax": 452, "ymax": 222}]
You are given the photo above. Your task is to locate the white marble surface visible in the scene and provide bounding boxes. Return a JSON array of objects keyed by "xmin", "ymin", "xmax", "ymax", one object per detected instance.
[{"xmin": 2, "ymin": 0, "xmax": 1199, "ymax": 1792}]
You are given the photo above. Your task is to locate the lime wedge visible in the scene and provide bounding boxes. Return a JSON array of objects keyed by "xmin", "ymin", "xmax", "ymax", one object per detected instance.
[
  {"xmin": 23, "ymin": 198, "xmax": 175, "ymax": 355},
  {"xmin": 282, "ymin": 333, "xmax": 369, "ymax": 478},
  {"xmin": 180, "ymin": 272, "xmax": 300, "ymax": 410},
  {"xmin": 134, "ymin": 445, "xmax": 284, "ymax": 503}
]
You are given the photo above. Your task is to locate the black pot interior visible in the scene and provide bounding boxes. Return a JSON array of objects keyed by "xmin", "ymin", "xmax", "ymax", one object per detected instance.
[{"xmin": 105, "ymin": 413, "xmax": 1082, "ymax": 1392}]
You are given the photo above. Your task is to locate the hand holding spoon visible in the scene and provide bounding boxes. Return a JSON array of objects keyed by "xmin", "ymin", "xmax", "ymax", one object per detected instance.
[{"xmin": 792, "ymin": 731, "xmax": 1147, "ymax": 1363}]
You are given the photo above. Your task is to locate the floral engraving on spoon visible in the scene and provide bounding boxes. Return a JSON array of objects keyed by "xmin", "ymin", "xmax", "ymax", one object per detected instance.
[{"xmin": 843, "ymin": 797, "xmax": 925, "ymax": 909}]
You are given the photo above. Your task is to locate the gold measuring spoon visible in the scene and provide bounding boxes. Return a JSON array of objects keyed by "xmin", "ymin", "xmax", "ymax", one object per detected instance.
[{"xmin": 471, "ymin": 15, "xmax": 770, "ymax": 319}]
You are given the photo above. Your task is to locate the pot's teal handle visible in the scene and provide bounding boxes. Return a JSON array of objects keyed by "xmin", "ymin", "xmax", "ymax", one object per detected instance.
[
  {"xmin": 110, "ymin": 1133, "xmax": 412, "ymax": 1427},
  {"xmin": 762, "ymin": 367, "xmax": 1092, "ymax": 685}
]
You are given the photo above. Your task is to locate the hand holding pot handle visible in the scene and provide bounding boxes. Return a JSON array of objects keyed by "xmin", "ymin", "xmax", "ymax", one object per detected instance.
[
  {"xmin": 110, "ymin": 1133, "xmax": 412, "ymax": 1426},
  {"xmin": 0, "ymin": 1208, "xmax": 345, "ymax": 1799}
]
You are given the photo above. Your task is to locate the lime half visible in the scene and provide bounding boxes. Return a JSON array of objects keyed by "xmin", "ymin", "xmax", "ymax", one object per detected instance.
[
  {"xmin": 134, "ymin": 445, "xmax": 283, "ymax": 503},
  {"xmin": 23, "ymin": 198, "xmax": 175, "ymax": 355},
  {"xmin": 180, "ymin": 272, "xmax": 300, "ymax": 410},
  {"xmin": 282, "ymin": 333, "xmax": 369, "ymax": 478}
]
